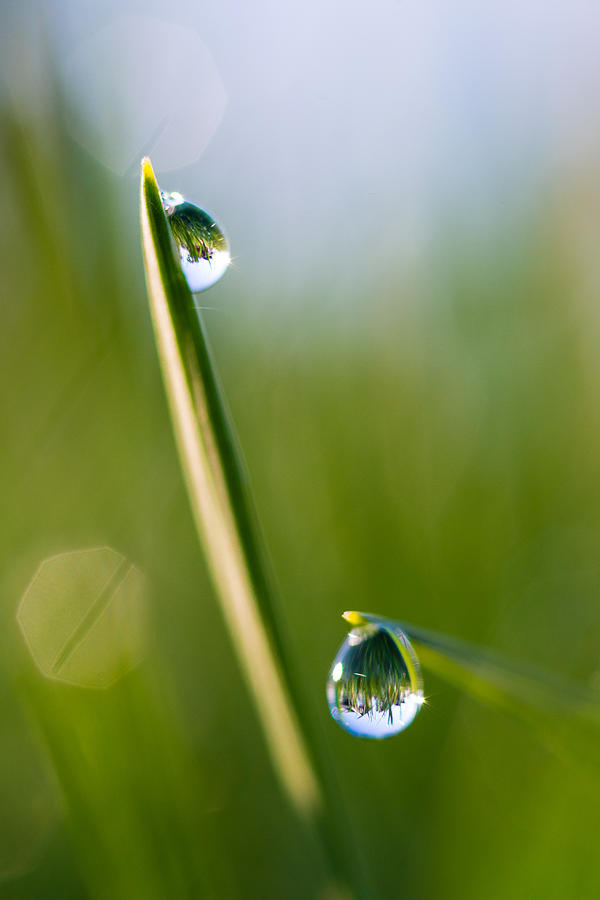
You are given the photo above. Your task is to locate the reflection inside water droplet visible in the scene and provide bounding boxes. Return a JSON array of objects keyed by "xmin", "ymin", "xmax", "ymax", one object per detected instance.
[
  {"xmin": 327, "ymin": 619, "xmax": 424, "ymax": 738},
  {"xmin": 162, "ymin": 191, "xmax": 230, "ymax": 292}
]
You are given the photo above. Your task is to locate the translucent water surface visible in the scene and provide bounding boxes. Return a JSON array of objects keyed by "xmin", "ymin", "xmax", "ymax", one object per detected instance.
[
  {"xmin": 327, "ymin": 618, "xmax": 424, "ymax": 738},
  {"xmin": 162, "ymin": 191, "xmax": 230, "ymax": 292}
]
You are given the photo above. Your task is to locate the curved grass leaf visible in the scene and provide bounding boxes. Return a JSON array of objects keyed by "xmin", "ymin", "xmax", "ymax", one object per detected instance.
[
  {"xmin": 140, "ymin": 158, "xmax": 367, "ymax": 899},
  {"xmin": 140, "ymin": 156, "xmax": 319, "ymax": 809},
  {"xmin": 349, "ymin": 611, "xmax": 600, "ymax": 769}
]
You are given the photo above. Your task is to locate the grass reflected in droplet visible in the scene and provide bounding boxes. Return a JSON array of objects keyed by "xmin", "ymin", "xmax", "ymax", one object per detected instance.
[
  {"xmin": 162, "ymin": 191, "xmax": 230, "ymax": 292},
  {"xmin": 327, "ymin": 617, "xmax": 424, "ymax": 738}
]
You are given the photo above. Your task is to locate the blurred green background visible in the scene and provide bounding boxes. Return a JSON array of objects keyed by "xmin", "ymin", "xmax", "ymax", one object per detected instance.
[{"xmin": 2, "ymin": 2, "xmax": 600, "ymax": 898}]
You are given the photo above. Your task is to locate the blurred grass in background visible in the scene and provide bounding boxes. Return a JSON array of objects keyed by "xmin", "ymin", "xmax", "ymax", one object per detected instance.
[{"xmin": 3, "ymin": 9, "xmax": 600, "ymax": 899}]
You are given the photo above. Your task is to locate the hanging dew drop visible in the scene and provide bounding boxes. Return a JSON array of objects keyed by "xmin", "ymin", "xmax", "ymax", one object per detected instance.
[
  {"xmin": 327, "ymin": 613, "xmax": 424, "ymax": 739},
  {"xmin": 162, "ymin": 191, "xmax": 230, "ymax": 292}
]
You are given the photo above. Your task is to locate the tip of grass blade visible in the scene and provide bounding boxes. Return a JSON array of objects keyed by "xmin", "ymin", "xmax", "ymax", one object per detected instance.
[
  {"xmin": 342, "ymin": 611, "xmax": 369, "ymax": 626},
  {"xmin": 140, "ymin": 155, "xmax": 185, "ymax": 296},
  {"xmin": 141, "ymin": 158, "xmax": 162, "ymax": 208},
  {"xmin": 141, "ymin": 156, "xmax": 155, "ymax": 181}
]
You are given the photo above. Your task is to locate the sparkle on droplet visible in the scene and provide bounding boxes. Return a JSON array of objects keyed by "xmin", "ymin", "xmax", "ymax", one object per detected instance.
[
  {"xmin": 326, "ymin": 618, "xmax": 424, "ymax": 739},
  {"xmin": 332, "ymin": 662, "xmax": 343, "ymax": 682},
  {"xmin": 161, "ymin": 191, "xmax": 230, "ymax": 292}
]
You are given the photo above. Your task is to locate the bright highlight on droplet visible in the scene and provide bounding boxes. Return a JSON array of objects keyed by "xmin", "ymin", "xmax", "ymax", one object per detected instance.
[
  {"xmin": 162, "ymin": 191, "xmax": 230, "ymax": 292},
  {"xmin": 326, "ymin": 616, "xmax": 424, "ymax": 739},
  {"xmin": 332, "ymin": 662, "xmax": 343, "ymax": 682}
]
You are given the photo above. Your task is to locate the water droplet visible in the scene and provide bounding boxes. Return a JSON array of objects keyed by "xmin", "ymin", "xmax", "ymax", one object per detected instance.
[
  {"xmin": 162, "ymin": 192, "xmax": 230, "ymax": 292},
  {"xmin": 326, "ymin": 616, "xmax": 424, "ymax": 738}
]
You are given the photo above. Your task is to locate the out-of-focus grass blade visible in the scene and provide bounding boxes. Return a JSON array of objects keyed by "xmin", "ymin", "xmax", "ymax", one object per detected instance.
[
  {"xmin": 404, "ymin": 622, "xmax": 598, "ymax": 716},
  {"xmin": 406, "ymin": 622, "xmax": 600, "ymax": 771},
  {"xmin": 140, "ymin": 158, "xmax": 364, "ymax": 899},
  {"xmin": 349, "ymin": 611, "xmax": 600, "ymax": 767}
]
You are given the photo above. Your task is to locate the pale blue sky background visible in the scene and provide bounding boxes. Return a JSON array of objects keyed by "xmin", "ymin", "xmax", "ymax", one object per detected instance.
[{"xmin": 4, "ymin": 0, "xmax": 600, "ymax": 305}]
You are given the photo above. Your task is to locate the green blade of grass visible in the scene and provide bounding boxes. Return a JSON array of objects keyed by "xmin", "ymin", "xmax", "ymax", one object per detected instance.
[
  {"xmin": 140, "ymin": 158, "xmax": 366, "ymax": 899},
  {"xmin": 348, "ymin": 611, "xmax": 600, "ymax": 768},
  {"xmin": 139, "ymin": 156, "xmax": 320, "ymax": 812},
  {"xmin": 405, "ymin": 622, "xmax": 600, "ymax": 772},
  {"xmin": 400, "ymin": 622, "xmax": 600, "ymax": 719},
  {"xmin": 348, "ymin": 611, "xmax": 598, "ymax": 714}
]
